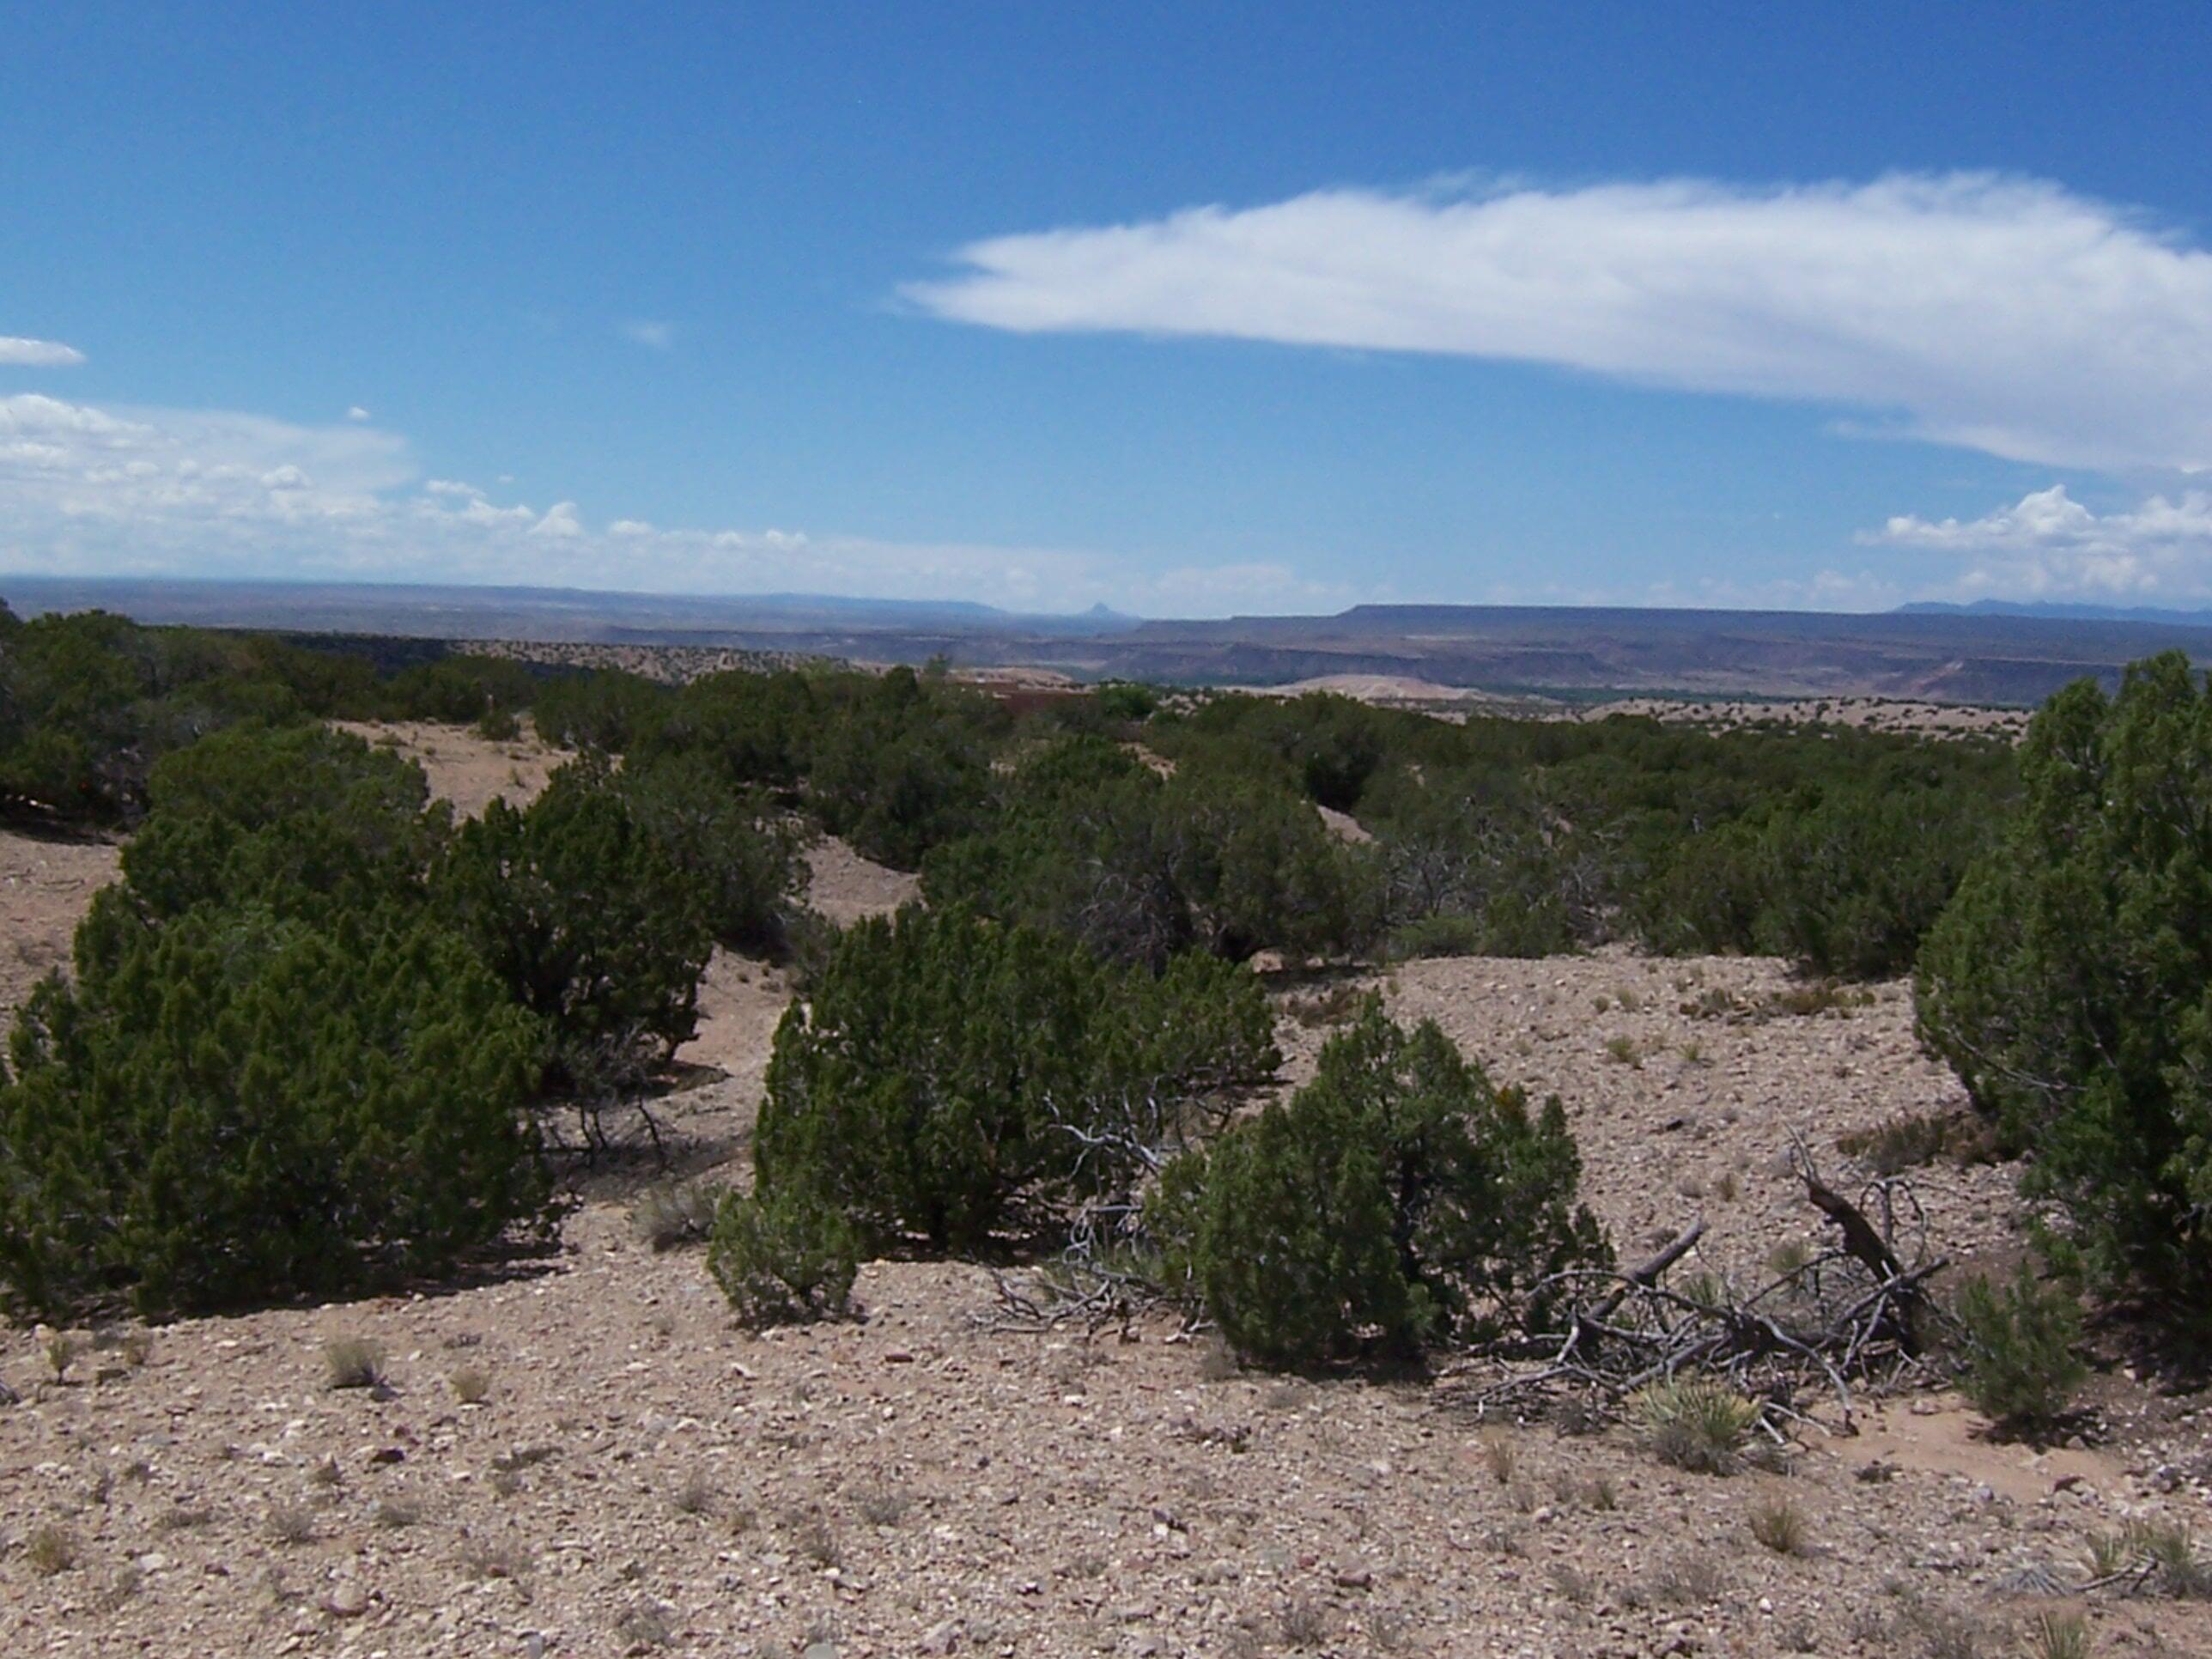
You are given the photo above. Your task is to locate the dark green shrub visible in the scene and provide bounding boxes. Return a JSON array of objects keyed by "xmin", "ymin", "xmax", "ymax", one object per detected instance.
[
  {"xmin": 1952, "ymin": 1261, "xmax": 2089, "ymax": 1432},
  {"xmin": 0, "ymin": 903, "xmax": 547, "ymax": 1318},
  {"xmin": 1091, "ymin": 681, "xmax": 1159, "ymax": 724},
  {"xmin": 1917, "ymin": 654, "xmax": 2212, "ymax": 1321},
  {"xmin": 807, "ymin": 667, "xmax": 995, "ymax": 868},
  {"xmin": 380, "ymin": 655, "xmax": 538, "ymax": 724},
  {"xmin": 1761, "ymin": 784, "xmax": 1990, "ymax": 978},
  {"xmin": 924, "ymin": 753, "xmax": 1382, "ymax": 971},
  {"xmin": 117, "ymin": 724, "xmax": 450, "ymax": 927},
  {"xmin": 1370, "ymin": 768, "xmax": 1586, "ymax": 957},
  {"xmin": 530, "ymin": 667, "xmax": 671, "ymax": 754},
  {"xmin": 615, "ymin": 755, "xmax": 805, "ymax": 953},
  {"xmin": 643, "ymin": 668, "xmax": 817, "ymax": 790},
  {"xmin": 1176, "ymin": 1000, "xmax": 1607, "ymax": 1369},
  {"xmin": 0, "ymin": 610, "xmax": 170, "ymax": 822},
  {"xmin": 437, "ymin": 758, "xmax": 710, "ymax": 1092},
  {"xmin": 755, "ymin": 906, "xmax": 1275, "ymax": 1251},
  {"xmin": 707, "ymin": 1185, "xmax": 861, "ymax": 1326}
]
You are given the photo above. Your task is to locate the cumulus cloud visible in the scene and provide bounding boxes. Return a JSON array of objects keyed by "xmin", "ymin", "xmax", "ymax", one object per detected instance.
[
  {"xmin": 0, "ymin": 337, "xmax": 86, "ymax": 368},
  {"xmin": 1867, "ymin": 484, "xmax": 2212, "ymax": 600},
  {"xmin": 346, "ymin": 405, "xmax": 371, "ymax": 421},
  {"xmin": 0, "ymin": 389, "xmax": 1299, "ymax": 614},
  {"xmin": 907, "ymin": 172, "xmax": 2212, "ymax": 472},
  {"xmin": 620, "ymin": 319, "xmax": 675, "ymax": 350}
]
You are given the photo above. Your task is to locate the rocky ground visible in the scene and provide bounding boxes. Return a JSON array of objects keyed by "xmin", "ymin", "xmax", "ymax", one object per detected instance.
[
  {"xmin": 0, "ymin": 724, "xmax": 2204, "ymax": 1657},
  {"xmin": 1573, "ymin": 699, "xmax": 2032, "ymax": 740}
]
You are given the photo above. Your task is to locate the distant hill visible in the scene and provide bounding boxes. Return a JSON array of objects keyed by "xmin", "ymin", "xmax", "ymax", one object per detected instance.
[
  {"xmin": 1899, "ymin": 599, "xmax": 2212, "ymax": 628},
  {"xmin": 0, "ymin": 577, "xmax": 1139, "ymax": 641},
  {"xmin": 8, "ymin": 574, "xmax": 2211, "ymax": 706}
]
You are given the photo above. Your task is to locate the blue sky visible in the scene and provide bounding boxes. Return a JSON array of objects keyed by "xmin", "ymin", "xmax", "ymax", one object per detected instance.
[{"xmin": 5, "ymin": 2, "xmax": 2211, "ymax": 615}]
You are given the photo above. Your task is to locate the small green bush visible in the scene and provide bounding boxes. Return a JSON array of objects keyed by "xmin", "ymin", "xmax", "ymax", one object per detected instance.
[
  {"xmin": 756, "ymin": 906, "xmax": 1275, "ymax": 1251},
  {"xmin": 1952, "ymin": 1261, "xmax": 2088, "ymax": 1431},
  {"xmin": 1177, "ymin": 1000, "xmax": 1607, "ymax": 1369},
  {"xmin": 614, "ymin": 754, "xmax": 805, "ymax": 953},
  {"xmin": 707, "ymin": 1186, "xmax": 860, "ymax": 1327}
]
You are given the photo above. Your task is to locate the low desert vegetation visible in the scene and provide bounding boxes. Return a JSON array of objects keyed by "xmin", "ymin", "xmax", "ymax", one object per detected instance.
[
  {"xmin": 322, "ymin": 1335, "xmax": 387, "ymax": 1391},
  {"xmin": 10, "ymin": 600, "xmax": 2212, "ymax": 1650},
  {"xmin": 1156, "ymin": 999, "xmax": 1608, "ymax": 1369},
  {"xmin": 751, "ymin": 904, "xmax": 1278, "ymax": 1255},
  {"xmin": 1631, "ymin": 1376, "xmax": 1762, "ymax": 1474},
  {"xmin": 1949, "ymin": 1261, "xmax": 2089, "ymax": 1432}
]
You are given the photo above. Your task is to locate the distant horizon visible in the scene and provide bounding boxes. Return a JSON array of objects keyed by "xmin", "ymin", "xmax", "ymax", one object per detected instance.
[{"xmin": 18, "ymin": 569, "xmax": 2212, "ymax": 635}]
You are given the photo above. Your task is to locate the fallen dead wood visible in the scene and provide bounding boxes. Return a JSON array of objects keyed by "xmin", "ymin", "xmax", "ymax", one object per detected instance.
[{"xmin": 1453, "ymin": 1146, "xmax": 1948, "ymax": 1432}]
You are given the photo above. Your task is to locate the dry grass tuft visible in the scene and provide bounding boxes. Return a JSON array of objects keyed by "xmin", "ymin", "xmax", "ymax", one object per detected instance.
[
  {"xmin": 672, "ymin": 1469, "xmax": 717, "ymax": 1518},
  {"xmin": 1285, "ymin": 983, "xmax": 1363, "ymax": 1029},
  {"xmin": 1480, "ymin": 1431, "xmax": 1516, "ymax": 1486},
  {"xmin": 25, "ymin": 1522, "xmax": 79, "ymax": 1576},
  {"xmin": 615, "ymin": 1601, "xmax": 679, "ymax": 1649},
  {"xmin": 266, "ymin": 1502, "xmax": 316, "ymax": 1547},
  {"xmin": 457, "ymin": 1537, "xmax": 531, "ymax": 1580},
  {"xmin": 1636, "ymin": 1552, "xmax": 1723, "ymax": 1608},
  {"xmin": 1277, "ymin": 1595, "xmax": 1330, "ymax": 1649},
  {"xmin": 1631, "ymin": 1376, "xmax": 1760, "ymax": 1475},
  {"xmin": 629, "ymin": 1180, "xmax": 725, "ymax": 1251},
  {"xmin": 1749, "ymin": 1495, "xmax": 1809, "ymax": 1555},
  {"xmin": 2025, "ymin": 1609, "xmax": 2093, "ymax": 1659},
  {"xmin": 321, "ymin": 1334, "xmax": 386, "ymax": 1391},
  {"xmin": 1837, "ymin": 1109, "xmax": 2001, "ymax": 1176},
  {"xmin": 854, "ymin": 1484, "xmax": 915, "ymax": 1528}
]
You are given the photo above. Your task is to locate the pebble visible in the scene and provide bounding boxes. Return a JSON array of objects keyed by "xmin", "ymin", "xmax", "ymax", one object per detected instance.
[{"xmin": 323, "ymin": 1583, "xmax": 369, "ymax": 1618}]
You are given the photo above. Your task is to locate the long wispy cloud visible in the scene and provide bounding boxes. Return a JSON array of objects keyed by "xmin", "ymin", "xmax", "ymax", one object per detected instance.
[
  {"xmin": 907, "ymin": 172, "xmax": 2212, "ymax": 473},
  {"xmin": 0, "ymin": 337, "xmax": 86, "ymax": 368},
  {"xmin": 0, "ymin": 390, "xmax": 1340, "ymax": 613},
  {"xmin": 1868, "ymin": 485, "xmax": 2212, "ymax": 601}
]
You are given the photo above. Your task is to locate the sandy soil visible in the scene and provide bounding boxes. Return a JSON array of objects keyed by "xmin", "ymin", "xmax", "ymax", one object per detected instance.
[
  {"xmin": 0, "ymin": 828, "xmax": 120, "ymax": 1033},
  {"xmin": 335, "ymin": 720, "xmax": 562, "ymax": 818},
  {"xmin": 1238, "ymin": 676, "xmax": 1522, "ymax": 708},
  {"xmin": 2, "ymin": 728, "xmax": 2205, "ymax": 1656},
  {"xmin": 803, "ymin": 841, "xmax": 921, "ymax": 928}
]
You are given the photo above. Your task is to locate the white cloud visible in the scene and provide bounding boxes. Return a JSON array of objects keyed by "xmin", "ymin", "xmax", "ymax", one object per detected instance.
[
  {"xmin": 0, "ymin": 337, "xmax": 86, "ymax": 368},
  {"xmin": 0, "ymin": 389, "xmax": 1311, "ymax": 615},
  {"xmin": 346, "ymin": 405, "xmax": 371, "ymax": 422},
  {"xmin": 620, "ymin": 319, "xmax": 675, "ymax": 350},
  {"xmin": 529, "ymin": 501, "xmax": 585, "ymax": 538},
  {"xmin": 1867, "ymin": 484, "xmax": 2212, "ymax": 599},
  {"xmin": 907, "ymin": 172, "xmax": 2212, "ymax": 472}
]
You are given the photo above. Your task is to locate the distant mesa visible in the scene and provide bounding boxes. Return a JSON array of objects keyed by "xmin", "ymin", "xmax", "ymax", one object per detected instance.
[{"xmin": 4, "ymin": 574, "xmax": 2209, "ymax": 706}]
